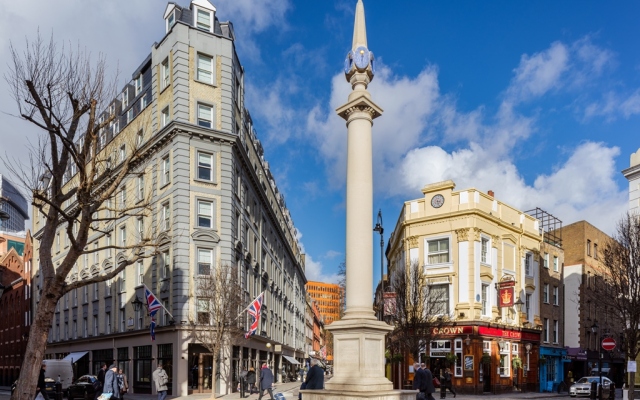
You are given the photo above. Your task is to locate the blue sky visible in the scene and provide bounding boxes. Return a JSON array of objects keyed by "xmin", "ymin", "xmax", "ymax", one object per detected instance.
[{"xmin": 1, "ymin": 1, "xmax": 639, "ymax": 286}]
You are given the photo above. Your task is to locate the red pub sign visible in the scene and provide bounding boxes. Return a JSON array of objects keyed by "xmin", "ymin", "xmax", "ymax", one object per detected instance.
[{"xmin": 498, "ymin": 279, "xmax": 515, "ymax": 307}]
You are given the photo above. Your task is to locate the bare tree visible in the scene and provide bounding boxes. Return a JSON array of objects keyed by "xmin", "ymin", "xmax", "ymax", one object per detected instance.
[
  {"xmin": 388, "ymin": 260, "xmax": 449, "ymax": 362},
  {"xmin": 191, "ymin": 263, "xmax": 244, "ymax": 399},
  {"xmin": 5, "ymin": 35, "xmax": 161, "ymax": 400},
  {"xmin": 598, "ymin": 213, "xmax": 640, "ymax": 399}
]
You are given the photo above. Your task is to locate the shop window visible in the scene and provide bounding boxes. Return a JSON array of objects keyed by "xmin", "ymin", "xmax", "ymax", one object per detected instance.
[
  {"xmin": 482, "ymin": 341, "xmax": 492, "ymax": 355},
  {"xmin": 454, "ymin": 339, "xmax": 462, "ymax": 377},
  {"xmin": 499, "ymin": 342, "xmax": 510, "ymax": 377},
  {"xmin": 133, "ymin": 345, "xmax": 152, "ymax": 393}
]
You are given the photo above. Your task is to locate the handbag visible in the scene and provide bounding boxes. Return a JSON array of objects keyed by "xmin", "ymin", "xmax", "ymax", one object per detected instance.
[{"xmin": 432, "ymin": 377, "xmax": 440, "ymax": 388}]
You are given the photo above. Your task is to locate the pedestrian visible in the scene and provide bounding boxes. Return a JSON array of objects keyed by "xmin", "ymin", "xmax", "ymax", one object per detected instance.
[
  {"xmin": 152, "ymin": 364, "xmax": 169, "ymax": 400},
  {"xmin": 239, "ymin": 367, "xmax": 248, "ymax": 398},
  {"xmin": 103, "ymin": 365, "xmax": 121, "ymax": 400},
  {"xmin": 412, "ymin": 362, "xmax": 426, "ymax": 399},
  {"xmin": 95, "ymin": 364, "xmax": 107, "ymax": 399},
  {"xmin": 117, "ymin": 369, "xmax": 129, "ymax": 400},
  {"xmin": 191, "ymin": 365, "xmax": 198, "ymax": 389},
  {"xmin": 247, "ymin": 367, "xmax": 257, "ymax": 395},
  {"xmin": 305, "ymin": 358, "xmax": 325, "ymax": 389},
  {"xmin": 299, "ymin": 367, "xmax": 305, "ymax": 382},
  {"xmin": 258, "ymin": 362, "xmax": 275, "ymax": 400},
  {"xmin": 441, "ymin": 368, "xmax": 456, "ymax": 398},
  {"xmin": 36, "ymin": 363, "xmax": 50, "ymax": 400},
  {"xmin": 421, "ymin": 363, "xmax": 436, "ymax": 400}
]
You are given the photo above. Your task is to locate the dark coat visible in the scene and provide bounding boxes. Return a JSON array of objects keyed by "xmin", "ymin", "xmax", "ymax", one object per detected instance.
[
  {"xmin": 423, "ymin": 368, "xmax": 435, "ymax": 394},
  {"xmin": 38, "ymin": 368, "xmax": 46, "ymax": 393},
  {"xmin": 103, "ymin": 370, "xmax": 121, "ymax": 399},
  {"xmin": 246, "ymin": 370, "xmax": 256, "ymax": 385},
  {"xmin": 412, "ymin": 368, "xmax": 425, "ymax": 391},
  {"xmin": 259, "ymin": 367, "xmax": 273, "ymax": 390},
  {"xmin": 97, "ymin": 368, "xmax": 106, "ymax": 387},
  {"xmin": 304, "ymin": 365, "xmax": 324, "ymax": 390}
]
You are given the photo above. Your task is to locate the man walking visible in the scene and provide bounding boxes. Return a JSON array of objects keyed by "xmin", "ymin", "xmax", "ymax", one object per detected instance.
[
  {"xmin": 258, "ymin": 362, "xmax": 274, "ymax": 400},
  {"xmin": 103, "ymin": 365, "xmax": 121, "ymax": 400},
  {"xmin": 304, "ymin": 358, "xmax": 324, "ymax": 390},
  {"xmin": 421, "ymin": 363, "xmax": 436, "ymax": 400},
  {"xmin": 152, "ymin": 364, "xmax": 169, "ymax": 400},
  {"xmin": 37, "ymin": 363, "xmax": 50, "ymax": 400},
  {"xmin": 412, "ymin": 362, "xmax": 426, "ymax": 395},
  {"xmin": 96, "ymin": 364, "xmax": 107, "ymax": 399}
]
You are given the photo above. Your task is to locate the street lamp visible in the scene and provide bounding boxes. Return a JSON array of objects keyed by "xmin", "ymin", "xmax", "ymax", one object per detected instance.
[
  {"xmin": 373, "ymin": 209, "xmax": 384, "ymax": 294},
  {"xmin": 465, "ymin": 335, "xmax": 471, "ymax": 354},
  {"xmin": 591, "ymin": 321, "xmax": 602, "ymax": 397},
  {"xmin": 266, "ymin": 343, "xmax": 272, "ymax": 368},
  {"xmin": 131, "ymin": 296, "xmax": 144, "ymax": 311}
]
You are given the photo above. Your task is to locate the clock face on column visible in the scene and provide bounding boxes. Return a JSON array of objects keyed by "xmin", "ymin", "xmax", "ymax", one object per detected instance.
[
  {"xmin": 431, "ymin": 194, "xmax": 445, "ymax": 208},
  {"xmin": 344, "ymin": 51, "xmax": 353, "ymax": 74},
  {"xmin": 353, "ymin": 46, "xmax": 370, "ymax": 70}
]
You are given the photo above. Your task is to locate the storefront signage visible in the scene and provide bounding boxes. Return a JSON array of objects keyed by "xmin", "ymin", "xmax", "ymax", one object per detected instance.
[
  {"xmin": 430, "ymin": 351, "xmax": 450, "ymax": 357},
  {"xmin": 479, "ymin": 326, "xmax": 520, "ymax": 338},
  {"xmin": 431, "ymin": 326, "xmax": 473, "ymax": 335},
  {"xmin": 498, "ymin": 279, "xmax": 515, "ymax": 308}
]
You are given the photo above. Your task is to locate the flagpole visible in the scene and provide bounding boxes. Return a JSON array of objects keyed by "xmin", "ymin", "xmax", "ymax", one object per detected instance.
[
  {"xmin": 144, "ymin": 284, "xmax": 175, "ymax": 319},
  {"xmin": 237, "ymin": 291, "xmax": 264, "ymax": 318}
]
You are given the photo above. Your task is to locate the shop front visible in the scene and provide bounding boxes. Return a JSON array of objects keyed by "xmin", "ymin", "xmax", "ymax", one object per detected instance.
[
  {"xmin": 539, "ymin": 346, "xmax": 567, "ymax": 393},
  {"xmin": 400, "ymin": 325, "xmax": 540, "ymax": 395}
]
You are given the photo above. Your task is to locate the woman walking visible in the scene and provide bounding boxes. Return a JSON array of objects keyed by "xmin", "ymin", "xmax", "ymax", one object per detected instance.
[{"xmin": 117, "ymin": 369, "xmax": 128, "ymax": 400}]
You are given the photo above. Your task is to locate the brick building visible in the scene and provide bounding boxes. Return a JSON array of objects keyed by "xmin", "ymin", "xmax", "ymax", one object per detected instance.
[
  {"xmin": 560, "ymin": 221, "xmax": 624, "ymax": 387},
  {"xmin": 0, "ymin": 231, "xmax": 33, "ymax": 385}
]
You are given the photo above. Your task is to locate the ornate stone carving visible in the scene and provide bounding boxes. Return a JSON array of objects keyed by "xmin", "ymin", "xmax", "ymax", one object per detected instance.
[
  {"xmin": 343, "ymin": 105, "xmax": 378, "ymax": 118},
  {"xmin": 455, "ymin": 228, "xmax": 470, "ymax": 242},
  {"xmin": 406, "ymin": 235, "xmax": 419, "ymax": 248},
  {"xmin": 472, "ymin": 227, "xmax": 482, "ymax": 242},
  {"xmin": 491, "ymin": 234, "xmax": 500, "ymax": 245}
]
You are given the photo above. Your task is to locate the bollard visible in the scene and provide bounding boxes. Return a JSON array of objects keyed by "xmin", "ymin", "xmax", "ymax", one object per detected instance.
[
  {"xmin": 610, "ymin": 382, "xmax": 615, "ymax": 399},
  {"xmin": 622, "ymin": 387, "xmax": 628, "ymax": 400},
  {"xmin": 55, "ymin": 382, "xmax": 63, "ymax": 400},
  {"xmin": 591, "ymin": 381, "xmax": 598, "ymax": 399}
]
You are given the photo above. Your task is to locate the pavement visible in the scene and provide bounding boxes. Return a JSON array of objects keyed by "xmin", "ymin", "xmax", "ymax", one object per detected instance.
[{"xmin": 0, "ymin": 383, "xmax": 628, "ymax": 400}]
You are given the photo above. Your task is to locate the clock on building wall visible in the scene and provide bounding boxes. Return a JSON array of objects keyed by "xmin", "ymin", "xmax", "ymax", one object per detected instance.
[{"xmin": 431, "ymin": 194, "xmax": 445, "ymax": 208}]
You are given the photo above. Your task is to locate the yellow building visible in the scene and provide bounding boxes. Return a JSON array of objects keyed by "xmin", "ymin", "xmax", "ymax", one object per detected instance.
[{"xmin": 387, "ymin": 180, "xmax": 546, "ymax": 394}]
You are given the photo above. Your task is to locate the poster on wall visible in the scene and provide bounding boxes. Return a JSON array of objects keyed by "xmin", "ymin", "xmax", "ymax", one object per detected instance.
[{"xmin": 464, "ymin": 355, "xmax": 474, "ymax": 371}]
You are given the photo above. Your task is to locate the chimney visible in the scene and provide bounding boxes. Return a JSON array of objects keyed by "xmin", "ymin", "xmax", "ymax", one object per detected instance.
[{"xmin": 488, "ymin": 190, "xmax": 494, "ymax": 197}]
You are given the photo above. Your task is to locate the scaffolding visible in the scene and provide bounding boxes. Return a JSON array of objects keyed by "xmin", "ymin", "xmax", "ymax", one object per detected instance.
[{"xmin": 525, "ymin": 207, "xmax": 563, "ymax": 248}]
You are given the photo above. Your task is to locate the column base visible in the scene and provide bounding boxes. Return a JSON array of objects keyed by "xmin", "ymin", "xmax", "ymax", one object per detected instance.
[
  {"xmin": 301, "ymin": 389, "xmax": 416, "ymax": 400},
  {"xmin": 325, "ymin": 318, "xmax": 394, "ymax": 392}
]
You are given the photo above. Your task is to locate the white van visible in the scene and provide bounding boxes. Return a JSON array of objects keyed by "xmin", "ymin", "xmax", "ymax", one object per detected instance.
[{"xmin": 43, "ymin": 360, "xmax": 74, "ymax": 391}]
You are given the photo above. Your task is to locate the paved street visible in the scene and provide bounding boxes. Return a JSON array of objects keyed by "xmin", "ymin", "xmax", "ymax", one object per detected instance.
[{"xmin": 1, "ymin": 382, "xmax": 628, "ymax": 400}]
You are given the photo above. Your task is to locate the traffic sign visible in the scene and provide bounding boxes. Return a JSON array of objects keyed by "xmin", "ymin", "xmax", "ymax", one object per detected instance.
[{"xmin": 602, "ymin": 337, "xmax": 616, "ymax": 351}]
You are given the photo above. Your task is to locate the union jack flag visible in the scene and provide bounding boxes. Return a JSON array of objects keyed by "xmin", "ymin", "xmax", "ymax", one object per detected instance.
[
  {"xmin": 150, "ymin": 318, "xmax": 156, "ymax": 341},
  {"xmin": 244, "ymin": 292, "xmax": 264, "ymax": 339},
  {"xmin": 145, "ymin": 285, "xmax": 163, "ymax": 317}
]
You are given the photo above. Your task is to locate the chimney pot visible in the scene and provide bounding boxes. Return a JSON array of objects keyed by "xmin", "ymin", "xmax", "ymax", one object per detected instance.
[{"xmin": 488, "ymin": 190, "xmax": 495, "ymax": 197}]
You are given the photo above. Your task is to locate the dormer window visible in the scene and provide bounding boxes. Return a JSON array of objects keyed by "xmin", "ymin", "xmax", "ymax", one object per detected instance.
[
  {"xmin": 122, "ymin": 88, "xmax": 129, "ymax": 108},
  {"xmin": 166, "ymin": 11, "xmax": 175, "ymax": 32},
  {"xmin": 195, "ymin": 8, "xmax": 212, "ymax": 32},
  {"xmin": 134, "ymin": 75, "xmax": 143, "ymax": 96}
]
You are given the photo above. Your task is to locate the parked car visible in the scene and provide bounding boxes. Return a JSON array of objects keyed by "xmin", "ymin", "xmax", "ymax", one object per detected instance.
[
  {"xmin": 68, "ymin": 375, "xmax": 100, "ymax": 400},
  {"xmin": 569, "ymin": 376, "xmax": 612, "ymax": 397},
  {"xmin": 11, "ymin": 378, "xmax": 56, "ymax": 395}
]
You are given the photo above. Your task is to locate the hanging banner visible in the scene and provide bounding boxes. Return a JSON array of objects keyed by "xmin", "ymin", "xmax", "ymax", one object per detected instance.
[{"xmin": 498, "ymin": 280, "xmax": 515, "ymax": 308}]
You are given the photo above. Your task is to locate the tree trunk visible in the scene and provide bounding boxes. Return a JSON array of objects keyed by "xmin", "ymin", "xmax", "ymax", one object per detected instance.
[
  {"xmin": 629, "ymin": 371, "xmax": 635, "ymax": 400},
  {"xmin": 210, "ymin": 351, "xmax": 218, "ymax": 400},
  {"xmin": 12, "ymin": 289, "xmax": 58, "ymax": 400}
]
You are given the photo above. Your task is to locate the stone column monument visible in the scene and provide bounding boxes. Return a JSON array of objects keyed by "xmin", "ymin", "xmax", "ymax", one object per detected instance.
[{"xmin": 303, "ymin": 2, "xmax": 412, "ymax": 400}]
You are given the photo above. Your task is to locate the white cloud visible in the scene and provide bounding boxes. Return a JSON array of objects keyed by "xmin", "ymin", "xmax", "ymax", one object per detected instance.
[
  {"xmin": 306, "ymin": 38, "xmax": 628, "ymax": 235},
  {"xmin": 506, "ymin": 41, "xmax": 569, "ymax": 103},
  {"xmin": 296, "ymin": 230, "xmax": 339, "ymax": 283}
]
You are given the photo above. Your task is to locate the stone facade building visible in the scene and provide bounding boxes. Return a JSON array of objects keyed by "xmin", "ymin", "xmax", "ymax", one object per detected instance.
[
  {"xmin": 623, "ymin": 148, "xmax": 640, "ymax": 216},
  {"xmin": 386, "ymin": 181, "xmax": 545, "ymax": 394},
  {"xmin": 32, "ymin": 1, "xmax": 306, "ymax": 396}
]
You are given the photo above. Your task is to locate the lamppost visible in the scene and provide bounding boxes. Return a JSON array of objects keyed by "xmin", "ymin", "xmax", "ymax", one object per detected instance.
[
  {"xmin": 525, "ymin": 343, "xmax": 532, "ymax": 392},
  {"xmin": 266, "ymin": 343, "xmax": 272, "ymax": 369},
  {"xmin": 373, "ymin": 209, "xmax": 384, "ymax": 294},
  {"xmin": 465, "ymin": 335, "xmax": 472, "ymax": 353},
  {"xmin": 591, "ymin": 321, "xmax": 602, "ymax": 399}
]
